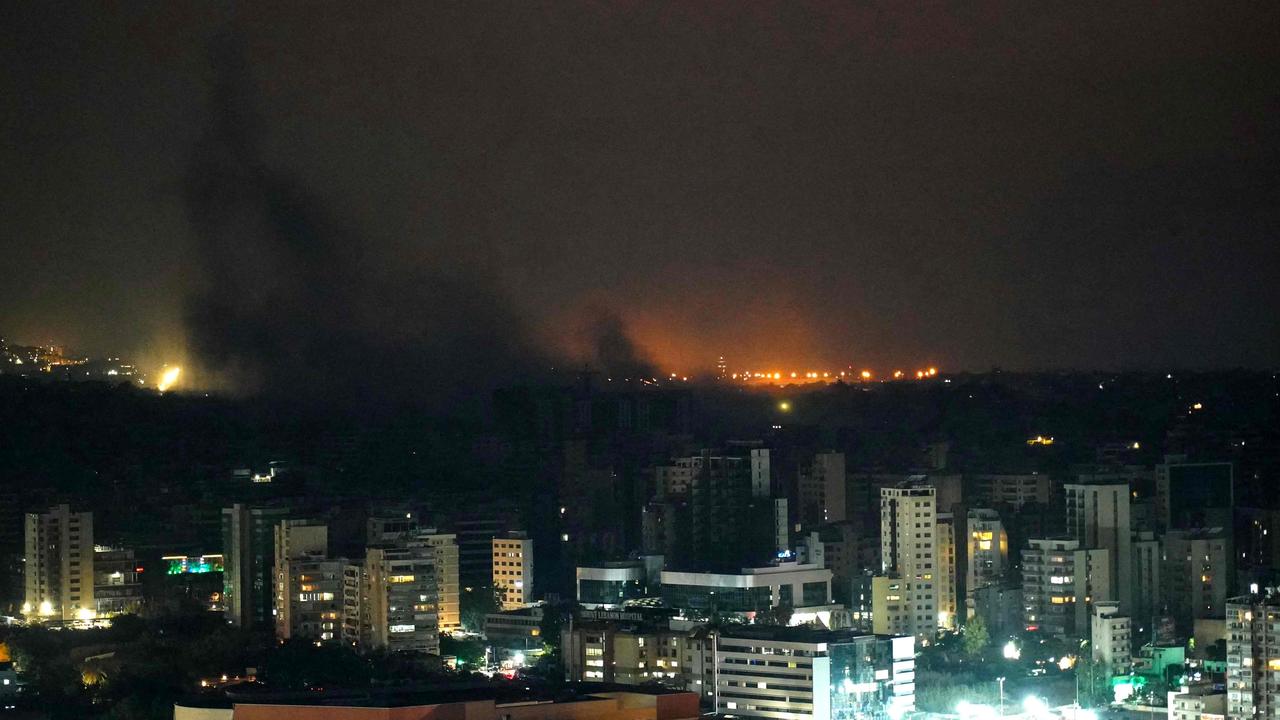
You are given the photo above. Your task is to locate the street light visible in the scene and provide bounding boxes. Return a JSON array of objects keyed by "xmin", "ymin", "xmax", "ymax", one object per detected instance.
[
  {"xmin": 1077, "ymin": 639, "xmax": 1089, "ymax": 708},
  {"xmin": 997, "ymin": 677, "xmax": 1006, "ymax": 716}
]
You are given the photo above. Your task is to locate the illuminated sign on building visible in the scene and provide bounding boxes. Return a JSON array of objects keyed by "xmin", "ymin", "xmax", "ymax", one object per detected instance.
[{"xmin": 164, "ymin": 555, "xmax": 225, "ymax": 575}]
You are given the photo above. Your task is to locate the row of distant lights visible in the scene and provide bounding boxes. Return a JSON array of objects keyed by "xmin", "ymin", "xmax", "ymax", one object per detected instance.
[{"xmin": 735, "ymin": 367, "xmax": 939, "ymax": 381}]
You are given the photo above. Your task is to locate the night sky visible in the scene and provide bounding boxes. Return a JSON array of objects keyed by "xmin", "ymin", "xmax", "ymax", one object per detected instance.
[{"xmin": 3, "ymin": 2, "xmax": 1278, "ymax": 389}]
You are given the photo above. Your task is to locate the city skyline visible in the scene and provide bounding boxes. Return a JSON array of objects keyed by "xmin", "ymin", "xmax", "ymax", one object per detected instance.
[{"xmin": 2, "ymin": 3, "xmax": 1279, "ymax": 719}]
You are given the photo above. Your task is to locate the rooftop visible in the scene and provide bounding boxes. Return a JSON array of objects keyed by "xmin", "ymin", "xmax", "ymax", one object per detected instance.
[
  {"xmin": 182, "ymin": 681, "xmax": 694, "ymax": 710},
  {"xmin": 717, "ymin": 625, "xmax": 900, "ymax": 645}
]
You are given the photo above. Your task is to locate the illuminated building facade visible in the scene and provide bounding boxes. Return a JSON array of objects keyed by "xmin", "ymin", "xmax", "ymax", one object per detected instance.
[
  {"xmin": 1170, "ymin": 686, "xmax": 1226, "ymax": 720},
  {"xmin": 965, "ymin": 508, "xmax": 1007, "ymax": 618},
  {"xmin": 936, "ymin": 513, "xmax": 957, "ymax": 630},
  {"xmin": 23, "ymin": 505, "xmax": 94, "ymax": 623},
  {"xmin": 659, "ymin": 562, "xmax": 832, "ymax": 617},
  {"xmin": 361, "ymin": 515, "xmax": 459, "ymax": 633},
  {"xmin": 92, "ymin": 547, "xmax": 142, "ymax": 617},
  {"xmin": 871, "ymin": 575, "xmax": 908, "ymax": 637},
  {"xmin": 279, "ymin": 555, "xmax": 362, "ymax": 645},
  {"xmin": 714, "ymin": 626, "xmax": 914, "ymax": 720},
  {"xmin": 878, "ymin": 482, "xmax": 938, "ymax": 644},
  {"xmin": 272, "ymin": 519, "xmax": 328, "ymax": 641},
  {"xmin": 1066, "ymin": 479, "xmax": 1133, "ymax": 614},
  {"xmin": 483, "ymin": 605, "xmax": 543, "ymax": 650},
  {"xmin": 412, "ymin": 531, "xmax": 459, "ymax": 632},
  {"xmin": 1225, "ymin": 589, "xmax": 1280, "ymax": 720},
  {"xmin": 493, "ymin": 532, "xmax": 533, "ymax": 610},
  {"xmin": 562, "ymin": 616, "xmax": 711, "ymax": 690},
  {"xmin": 1022, "ymin": 537, "xmax": 1111, "ymax": 641},
  {"xmin": 365, "ymin": 545, "xmax": 439, "ymax": 654},
  {"xmin": 1090, "ymin": 600, "xmax": 1131, "ymax": 672},
  {"xmin": 1163, "ymin": 528, "xmax": 1230, "ymax": 635}
]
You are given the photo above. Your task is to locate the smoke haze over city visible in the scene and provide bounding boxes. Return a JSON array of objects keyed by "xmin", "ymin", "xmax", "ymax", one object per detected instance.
[{"xmin": 2, "ymin": 2, "xmax": 1278, "ymax": 394}]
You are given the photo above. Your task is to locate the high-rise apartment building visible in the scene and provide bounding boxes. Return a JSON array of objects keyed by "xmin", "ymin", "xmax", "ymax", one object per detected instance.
[
  {"xmin": 493, "ymin": 532, "xmax": 533, "ymax": 610},
  {"xmin": 937, "ymin": 513, "xmax": 957, "ymax": 630},
  {"xmin": 1065, "ymin": 481, "xmax": 1132, "ymax": 614},
  {"xmin": 278, "ymin": 555, "xmax": 362, "ymax": 645},
  {"xmin": 1090, "ymin": 600, "xmax": 1131, "ymax": 672},
  {"xmin": 817, "ymin": 522, "xmax": 878, "ymax": 606},
  {"xmin": 1155, "ymin": 457, "xmax": 1232, "ymax": 532},
  {"xmin": 1022, "ymin": 538, "xmax": 1111, "ymax": 641},
  {"xmin": 878, "ymin": 482, "xmax": 938, "ymax": 644},
  {"xmin": 273, "ymin": 519, "xmax": 329, "ymax": 641},
  {"xmin": 1225, "ymin": 588, "xmax": 1280, "ymax": 720},
  {"xmin": 453, "ymin": 511, "xmax": 518, "ymax": 588},
  {"xmin": 1164, "ymin": 528, "xmax": 1231, "ymax": 636},
  {"xmin": 222, "ymin": 504, "xmax": 290, "ymax": 628},
  {"xmin": 682, "ymin": 450, "xmax": 786, "ymax": 571},
  {"xmin": 366, "ymin": 511, "xmax": 419, "ymax": 546},
  {"xmin": 413, "ymin": 531, "xmax": 459, "ymax": 632},
  {"xmin": 799, "ymin": 452, "xmax": 846, "ymax": 527},
  {"xmin": 654, "ymin": 448, "xmax": 787, "ymax": 568},
  {"xmin": 23, "ymin": 505, "xmax": 94, "ymax": 623},
  {"xmin": 968, "ymin": 474, "xmax": 1051, "ymax": 509},
  {"xmin": 966, "ymin": 509, "xmax": 1007, "ymax": 617},
  {"xmin": 1131, "ymin": 531, "xmax": 1163, "ymax": 637},
  {"xmin": 92, "ymin": 547, "xmax": 142, "ymax": 618},
  {"xmin": 365, "ymin": 545, "xmax": 439, "ymax": 655},
  {"xmin": 750, "ymin": 448, "xmax": 771, "ymax": 498}
]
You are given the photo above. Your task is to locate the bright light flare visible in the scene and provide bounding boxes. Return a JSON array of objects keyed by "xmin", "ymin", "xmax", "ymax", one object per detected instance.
[
  {"xmin": 778, "ymin": 401, "xmax": 791, "ymax": 412},
  {"xmin": 157, "ymin": 365, "xmax": 182, "ymax": 392},
  {"xmin": 1003, "ymin": 640, "xmax": 1021, "ymax": 659},
  {"xmin": 1023, "ymin": 696, "xmax": 1048, "ymax": 716}
]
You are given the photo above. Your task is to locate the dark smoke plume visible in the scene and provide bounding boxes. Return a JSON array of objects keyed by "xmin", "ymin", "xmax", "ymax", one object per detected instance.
[
  {"xmin": 585, "ymin": 309, "xmax": 657, "ymax": 380},
  {"xmin": 183, "ymin": 35, "xmax": 552, "ymax": 410}
]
